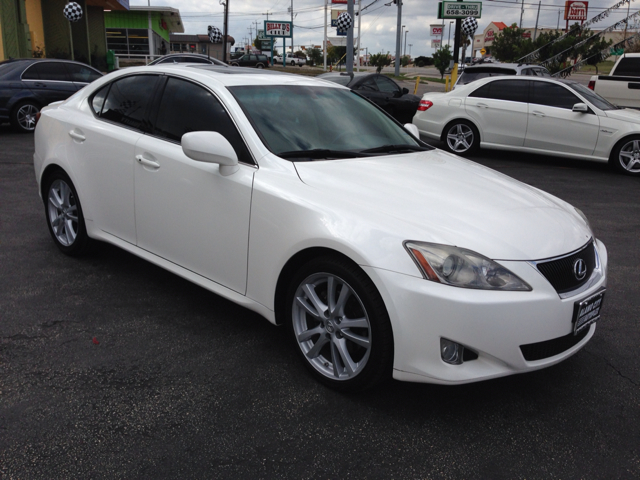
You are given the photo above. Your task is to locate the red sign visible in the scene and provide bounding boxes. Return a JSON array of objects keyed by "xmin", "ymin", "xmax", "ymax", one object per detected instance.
[
  {"xmin": 332, "ymin": 0, "xmax": 348, "ymax": 3},
  {"xmin": 522, "ymin": 32, "xmax": 531, "ymax": 39},
  {"xmin": 564, "ymin": 1, "xmax": 588, "ymax": 21},
  {"xmin": 484, "ymin": 30, "xmax": 495, "ymax": 43},
  {"xmin": 431, "ymin": 25, "xmax": 443, "ymax": 37}
]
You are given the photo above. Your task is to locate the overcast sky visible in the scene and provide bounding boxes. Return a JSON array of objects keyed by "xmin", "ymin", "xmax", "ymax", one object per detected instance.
[{"xmin": 131, "ymin": 1, "xmax": 639, "ymax": 57}]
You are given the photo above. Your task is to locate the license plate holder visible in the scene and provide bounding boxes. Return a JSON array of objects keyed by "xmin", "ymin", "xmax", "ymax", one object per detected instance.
[{"xmin": 572, "ymin": 289, "xmax": 605, "ymax": 335}]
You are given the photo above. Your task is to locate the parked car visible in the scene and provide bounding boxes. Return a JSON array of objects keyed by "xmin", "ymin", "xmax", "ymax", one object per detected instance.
[
  {"xmin": 148, "ymin": 53, "xmax": 228, "ymax": 66},
  {"xmin": 454, "ymin": 62, "xmax": 550, "ymax": 88},
  {"xmin": 0, "ymin": 58, "xmax": 102, "ymax": 132},
  {"xmin": 273, "ymin": 54, "xmax": 306, "ymax": 67},
  {"xmin": 230, "ymin": 54, "xmax": 270, "ymax": 68},
  {"xmin": 34, "ymin": 64, "xmax": 607, "ymax": 391},
  {"xmin": 413, "ymin": 75, "xmax": 640, "ymax": 176},
  {"xmin": 588, "ymin": 53, "xmax": 640, "ymax": 109},
  {"xmin": 317, "ymin": 72, "xmax": 421, "ymax": 124}
]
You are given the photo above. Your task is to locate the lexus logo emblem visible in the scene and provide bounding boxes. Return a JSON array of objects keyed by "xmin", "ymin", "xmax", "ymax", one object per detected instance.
[{"xmin": 573, "ymin": 258, "xmax": 587, "ymax": 281}]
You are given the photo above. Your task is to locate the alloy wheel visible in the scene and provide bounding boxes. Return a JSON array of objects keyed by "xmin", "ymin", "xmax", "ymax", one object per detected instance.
[
  {"xmin": 446, "ymin": 123, "xmax": 474, "ymax": 153},
  {"xmin": 47, "ymin": 179, "xmax": 78, "ymax": 246},
  {"xmin": 618, "ymin": 139, "xmax": 640, "ymax": 174},
  {"xmin": 17, "ymin": 104, "xmax": 39, "ymax": 131}
]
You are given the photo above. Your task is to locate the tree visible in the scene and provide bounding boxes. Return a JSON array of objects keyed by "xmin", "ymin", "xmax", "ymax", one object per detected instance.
[
  {"xmin": 433, "ymin": 45, "xmax": 452, "ymax": 79},
  {"xmin": 401, "ymin": 55, "xmax": 410, "ymax": 67},
  {"xmin": 414, "ymin": 55, "xmax": 433, "ymax": 67},
  {"xmin": 491, "ymin": 24, "xmax": 530, "ymax": 62},
  {"xmin": 253, "ymin": 36, "xmax": 263, "ymax": 51},
  {"xmin": 306, "ymin": 47, "xmax": 322, "ymax": 66},
  {"xmin": 370, "ymin": 52, "xmax": 391, "ymax": 73}
]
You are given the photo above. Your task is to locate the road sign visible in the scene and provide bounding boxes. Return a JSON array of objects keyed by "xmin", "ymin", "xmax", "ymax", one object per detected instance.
[
  {"xmin": 438, "ymin": 2, "xmax": 482, "ymax": 19},
  {"xmin": 480, "ymin": 48, "xmax": 486, "ymax": 55}
]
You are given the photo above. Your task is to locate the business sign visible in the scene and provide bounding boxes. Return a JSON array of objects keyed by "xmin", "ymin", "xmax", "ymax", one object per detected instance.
[
  {"xmin": 432, "ymin": 40, "xmax": 442, "ymax": 49},
  {"xmin": 264, "ymin": 21, "xmax": 292, "ymax": 38},
  {"xmin": 565, "ymin": 1, "xmax": 588, "ymax": 21},
  {"xmin": 332, "ymin": 0, "xmax": 348, "ymax": 3},
  {"xmin": 431, "ymin": 24, "xmax": 443, "ymax": 37},
  {"xmin": 484, "ymin": 29, "xmax": 496, "ymax": 43},
  {"xmin": 257, "ymin": 30, "xmax": 272, "ymax": 49},
  {"xmin": 438, "ymin": 2, "xmax": 482, "ymax": 19},
  {"xmin": 331, "ymin": 9, "xmax": 347, "ymax": 27}
]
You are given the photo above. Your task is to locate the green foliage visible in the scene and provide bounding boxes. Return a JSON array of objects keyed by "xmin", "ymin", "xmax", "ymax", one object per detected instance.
[
  {"xmin": 433, "ymin": 45, "xmax": 452, "ymax": 79},
  {"xmin": 490, "ymin": 24, "xmax": 530, "ymax": 62},
  {"xmin": 401, "ymin": 55, "xmax": 410, "ymax": 67},
  {"xmin": 328, "ymin": 45, "xmax": 346, "ymax": 64},
  {"xmin": 306, "ymin": 47, "xmax": 323, "ymax": 66},
  {"xmin": 370, "ymin": 52, "xmax": 391, "ymax": 73},
  {"xmin": 254, "ymin": 36, "xmax": 263, "ymax": 51},
  {"xmin": 414, "ymin": 55, "xmax": 433, "ymax": 67}
]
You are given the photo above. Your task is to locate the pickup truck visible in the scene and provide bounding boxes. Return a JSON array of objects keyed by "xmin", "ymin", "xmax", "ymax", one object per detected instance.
[
  {"xmin": 273, "ymin": 54, "xmax": 306, "ymax": 67},
  {"xmin": 589, "ymin": 53, "xmax": 640, "ymax": 108}
]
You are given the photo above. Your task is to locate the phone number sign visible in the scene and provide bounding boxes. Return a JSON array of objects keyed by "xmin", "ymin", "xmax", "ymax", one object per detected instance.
[{"xmin": 439, "ymin": 2, "xmax": 482, "ymax": 19}]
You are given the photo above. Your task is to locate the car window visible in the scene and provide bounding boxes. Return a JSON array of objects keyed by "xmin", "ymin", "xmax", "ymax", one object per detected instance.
[
  {"xmin": 530, "ymin": 81, "xmax": 581, "ymax": 109},
  {"xmin": 374, "ymin": 76, "xmax": 399, "ymax": 94},
  {"xmin": 535, "ymin": 68, "xmax": 551, "ymax": 77},
  {"xmin": 359, "ymin": 77, "xmax": 378, "ymax": 91},
  {"xmin": 22, "ymin": 62, "xmax": 70, "ymax": 81},
  {"xmin": 469, "ymin": 79, "xmax": 529, "ymax": 103},
  {"xmin": 90, "ymin": 84, "xmax": 110, "ymax": 115},
  {"xmin": 569, "ymin": 82, "xmax": 617, "ymax": 111},
  {"xmin": 64, "ymin": 63, "xmax": 101, "ymax": 83},
  {"xmin": 250, "ymin": 55, "xmax": 257, "ymax": 62},
  {"xmin": 258, "ymin": 56, "xmax": 268, "ymax": 62},
  {"xmin": 182, "ymin": 56, "xmax": 211, "ymax": 64},
  {"xmin": 153, "ymin": 77, "xmax": 253, "ymax": 164},
  {"xmin": 522, "ymin": 68, "xmax": 534, "ymax": 76},
  {"xmin": 100, "ymin": 75, "xmax": 159, "ymax": 130},
  {"xmin": 613, "ymin": 57, "xmax": 640, "ymax": 77},
  {"xmin": 458, "ymin": 67, "xmax": 517, "ymax": 85}
]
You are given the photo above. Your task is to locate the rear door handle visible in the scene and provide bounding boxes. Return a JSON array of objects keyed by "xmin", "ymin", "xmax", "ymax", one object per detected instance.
[
  {"xmin": 68, "ymin": 130, "xmax": 85, "ymax": 142},
  {"xmin": 476, "ymin": 103, "xmax": 489, "ymax": 108},
  {"xmin": 136, "ymin": 154, "xmax": 160, "ymax": 169},
  {"xmin": 34, "ymin": 82, "xmax": 47, "ymax": 87},
  {"xmin": 532, "ymin": 111, "xmax": 546, "ymax": 117}
]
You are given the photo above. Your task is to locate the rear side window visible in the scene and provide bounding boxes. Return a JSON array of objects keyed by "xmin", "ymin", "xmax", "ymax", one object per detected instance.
[
  {"xmin": 530, "ymin": 82, "xmax": 581, "ymax": 109},
  {"xmin": 153, "ymin": 77, "xmax": 253, "ymax": 164},
  {"xmin": 469, "ymin": 79, "xmax": 529, "ymax": 103},
  {"xmin": 91, "ymin": 84, "xmax": 110, "ymax": 115},
  {"xmin": 613, "ymin": 57, "xmax": 640, "ymax": 77},
  {"xmin": 65, "ymin": 63, "xmax": 101, "ymax": 83},
  {"xmin": 22, "ymin": 62, "xmax": 70, "ymax": 81},
  {"xmin": 100, "ymin": 75, "xmax": 159, "ymax": 130}
]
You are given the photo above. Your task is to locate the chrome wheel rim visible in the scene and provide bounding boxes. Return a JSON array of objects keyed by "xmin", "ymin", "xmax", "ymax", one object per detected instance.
[
  {"xmin": 17, "ymin": 104, "xmax": 39, "ymax": 131},
  {"xmin": 47, "ymin": 179, "xmax": 78, "ymax": 246},
  {"xmin": 618, "ymin": 140, "xmax": 640, "ymax": 173},
  {"xmin": 292, "ymin": 273, "xmax": 371, "ymax": 381},
  {"xmin": 446, "ymin": 123, "xmax": 474, "ymax": 153}
]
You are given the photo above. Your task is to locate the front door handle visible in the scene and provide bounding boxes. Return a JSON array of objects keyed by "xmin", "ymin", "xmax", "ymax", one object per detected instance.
[
  {"xmin": 68, "ymin": 130, "xmax": 85, "ymax": 142},
  {"xmin": 476, "ymin": 103, "xmax": 489, "ymax": 108},
  {"xmin": 136, "ymin": 154, "xmax": 160, "ymax": 169},
  {"xmin": 532, "ymin": 111, "xmax": 546, "ymax": 117},
  {"xmin": 34, "ymin": 82, "xmax": 47, "ymax": 87}
]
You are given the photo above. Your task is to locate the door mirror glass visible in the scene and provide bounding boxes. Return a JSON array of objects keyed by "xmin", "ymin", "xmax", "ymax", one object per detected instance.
[
  {"xmin": 182, "ymin": 131, "xmax": 239, "ymax": 176},
  {"xmin": 404, "ymin": 123, "xmax": 420, "ymax": 138},
  {"xmin": 402, "ymin": 87, "xmax": 409, "ymax": 95},
  {"xmin": 572, "ymin": 103, "xmax": 589, "ymax": 113}
]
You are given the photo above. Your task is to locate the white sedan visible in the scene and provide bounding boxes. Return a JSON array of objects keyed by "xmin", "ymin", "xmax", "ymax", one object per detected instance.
[
  {"xmin": 34, "ymin": 65, "xmax": 607, "ymax": 391},
  {"xmin": 413, "ymin": 75, "xmax": 640, "ymax": 176}
]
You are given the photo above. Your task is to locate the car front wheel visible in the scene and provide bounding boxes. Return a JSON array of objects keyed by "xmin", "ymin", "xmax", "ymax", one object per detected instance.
[
  {"xmin": 611, "ymin": 135, "xmax": 640, "ymax": 176},
  {"xmin": 11, "ymin": 100, "xmax": 40, "ymax": 133},
  {"xmin": 443, "ymin": 120, "xmax": 479, "ymax": 155},
  {"xmin": 286, "ymin": 256, "xmax": 393, "ymax": 392},
  {"xmin": 44, "ymin": 170, "xmax": 92, "ymax": 255}
]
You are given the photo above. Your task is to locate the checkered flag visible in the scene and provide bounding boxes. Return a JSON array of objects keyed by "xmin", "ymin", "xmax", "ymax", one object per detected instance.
[
  {"xmin": 208, "ymin": 26, "xmax": 223, "ymax": 44},
  {"xmin": 336, "ymin": 12, "xmax": 353, "ymax": 31},
  {"xmin": 461, "ymin": 16, "xmax": 478, "ymax": 37},
  {"xmin": 63, "ymin": 2, "xmax": 83, "ymax": 23}
]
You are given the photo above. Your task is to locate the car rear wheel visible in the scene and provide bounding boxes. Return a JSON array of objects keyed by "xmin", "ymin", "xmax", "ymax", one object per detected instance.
[
  {"xmin": 257, "ymin": 64, "xmax": 264, "ymax": 69},
  {"xmin": 611, "ymin": 135, "xmax": 640, "ymax": 176},
  {"xmin": 286, "ymin": 256, "xmax": 393, "ymax": 392},
  {"xmin": 291, "ymin": 60, "xmax": 296, "ymax": 66},
  {"xmin": 443, "ymin": 120, "xmax": 479, "ymax": 155},
  {"xmin": 44, "ymin": 170, "xmax": 92, "ymax": 255},
  {"xmin": 11, "ymin": 100, "xmax": 40, "ymax": 133}
]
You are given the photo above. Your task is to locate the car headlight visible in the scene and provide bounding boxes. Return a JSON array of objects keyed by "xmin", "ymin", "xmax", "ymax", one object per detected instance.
[{"xmin": 404, "ymin": 241, "xmax": 532, "ymax": 291}]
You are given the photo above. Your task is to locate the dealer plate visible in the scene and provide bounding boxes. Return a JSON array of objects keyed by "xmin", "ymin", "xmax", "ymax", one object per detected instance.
[{"xmin": 573, "ymin": 289, "xmax": 605, "ymax": 335}]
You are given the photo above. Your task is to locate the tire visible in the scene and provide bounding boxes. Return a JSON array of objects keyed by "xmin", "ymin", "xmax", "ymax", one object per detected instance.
[
  {"xmin": 231, "ymin": 62, "xmax": 239, "ymax": 67},
  {"xmin": 286, "ymin": 255, "xmax": 394, "ymax": 392},
  {"xmin": 443, "ymin": 120, "xmax": 480, "ymax": 155},
  {"xmin": 11, "ymin": 100, "xmax": 40, "ymax": 133},
  {"xmin": 291, "ymin": 61, "xmax": 296, "ymax": 66},
  {"xmin": 257, "ymin": 64, "xmax": 264, "ymax": 69},
  {"xmin": 43, "ymin": 170, "xmax": 92, "ymax": 256},
  {"xmin": 610, "ymin": 135, "xmax": 640, "ymax": 176}
]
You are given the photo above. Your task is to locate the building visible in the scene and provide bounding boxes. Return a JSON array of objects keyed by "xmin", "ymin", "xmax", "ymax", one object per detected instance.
[
  {"xmin": 169, "ymin": 34, "xmax": 236, "ymax": 60},
  {"xmin": 0, "ymin": 0, "xmax": 129, "ymax": 66},
  {"xmin": 105, "ymin": 6, "xmax": 184, "ymax": 60},
  {"xmin": 473, "ymin": 21, "xmax": 627, "ymax": 58}
]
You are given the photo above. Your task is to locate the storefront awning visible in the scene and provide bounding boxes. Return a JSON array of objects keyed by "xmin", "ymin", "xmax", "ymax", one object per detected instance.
[{"xmin": 87, "ymin": 0, "xmax": 130, "ymax": 11}]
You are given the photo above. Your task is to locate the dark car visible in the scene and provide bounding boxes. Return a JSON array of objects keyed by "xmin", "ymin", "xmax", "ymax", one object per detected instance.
[
  {"xmin": 230, "ymin": 54, "xmax": 270, "ymax": 69},
  {"xmin": 148, "ymin": 53, "xmax": 228, "ymax": 66},
  {"xmin": 317, "ymin": 72, "xmax": 420, "ymax": 124},
  {"xmin": 0, "ymin": 58, "xmax": 102, "ymax": 132}
]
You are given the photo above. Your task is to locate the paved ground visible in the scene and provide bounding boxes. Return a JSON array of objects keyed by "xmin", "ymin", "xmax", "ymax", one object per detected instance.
[{"xmin": 1, "ymin": 125, "xmax": 639, "ymax": 479}]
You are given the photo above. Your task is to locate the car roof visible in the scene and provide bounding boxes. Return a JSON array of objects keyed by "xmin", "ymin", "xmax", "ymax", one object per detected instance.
[
  {"xmin": 149, "ymin": 53, "xmax": 227, "ymax": 65},
  {"xmin": 463, "ymin": 62, "xmax": 547, "ymax": 71},
  {"xmin": 455, "ymin": 75, "xmax": 575, "ymax": 92}
]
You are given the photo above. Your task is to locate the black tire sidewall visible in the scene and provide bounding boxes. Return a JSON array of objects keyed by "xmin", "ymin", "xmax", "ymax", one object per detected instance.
[
  {"xmin": 285, "ymin": 256, "xmax": 394, "ymax": 392},
  {"xmin": 444, "ymin": 120, "xmax": 480, "ymax": 155},
  {"xmin": 44, "ymin": 170, "xmax": 91, "ymax": 256}
]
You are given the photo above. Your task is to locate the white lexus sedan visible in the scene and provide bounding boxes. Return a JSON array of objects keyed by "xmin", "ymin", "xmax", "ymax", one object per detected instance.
[
  {"xmin": 413, "ymin": 75, "xmax": 640, "ymax": 176},
  {"xmin": 34, "ymin": 65, "xmax": 607, "ymax": 391}
]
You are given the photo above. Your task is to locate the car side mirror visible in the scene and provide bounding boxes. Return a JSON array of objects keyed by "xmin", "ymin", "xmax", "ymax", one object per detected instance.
[
  {"xmin": 182, "ymin": 131, "xmax": 239, "ymax": 176},
  {"xmin": 404, "ymin": 123, "xmax": 420, "ymax": 138},
  {"xmin": 402, "ymin": 87, "xmax": 409, "ymax": 95},
  {"xmin": 572, "ymin": 103, "xmax": 589, "ymax": 113}
]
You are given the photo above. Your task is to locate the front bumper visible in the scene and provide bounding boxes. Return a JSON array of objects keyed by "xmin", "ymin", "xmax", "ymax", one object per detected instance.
[{"xmin": 363, "ymin": 239, "xmax": 608, "ymax": 385}]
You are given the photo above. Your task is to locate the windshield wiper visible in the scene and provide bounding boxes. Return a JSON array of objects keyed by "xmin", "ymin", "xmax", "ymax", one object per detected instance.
[
  {"xmin": 277, "ymin": 149, "xmax": 370, "ymax": 160},
  {"xmin": 359, "ymin": 144, "xmax": 431, "ymax": 154}
]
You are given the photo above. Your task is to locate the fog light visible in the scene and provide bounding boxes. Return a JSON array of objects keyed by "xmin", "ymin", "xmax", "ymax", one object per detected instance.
[{"xmin": 441, "ymin": 338, "xmax": 464, "ymax": 365}]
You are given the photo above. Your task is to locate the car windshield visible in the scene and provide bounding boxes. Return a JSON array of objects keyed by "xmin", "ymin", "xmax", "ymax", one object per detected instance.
[
  {"xmin": 229, "ymin": 85, "xmax": 421, "ymax": 158},
  {"xmin": 570, "ymin": 82, "xmax": 618, "ymax": 111}
]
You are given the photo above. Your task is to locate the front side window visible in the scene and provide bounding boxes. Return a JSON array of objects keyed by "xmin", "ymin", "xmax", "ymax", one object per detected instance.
[
  {"xmin": 65, "ymin": 63, "xmax": 101, "ymax": 83},
  {"xmin": 375, "ymin": 76, "xmax": 400, "ymax": 94},
  {"xmin": 530, "ymin": 81, "xmax": 581, "ymax": 109},
  {"xmin": 613, "ymin": 57, "xmax": 640, "ymax": 77},
  {"xmin": 100, "ymin": 75, "xmax": 159, "ymax": 130},
  {"xmin": 153, "ymin": 77, "xmax": 253, "ymax": 164},
  {"xmin": 469, "ymin": 79, "xmax": 529, "ymax": 103}
]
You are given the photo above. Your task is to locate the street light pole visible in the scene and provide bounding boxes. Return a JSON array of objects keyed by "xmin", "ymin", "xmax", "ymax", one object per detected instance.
[
  {"xmin": 394, "ymin": 2, "xmax": 402, "ymax": 77},
  {"xmin": 448, "ymin": 21, "xmax": 453, "ymax": 48},
  {"xmin": 404, "ymin": 30, "xmax": 408, "ymax": 59}
]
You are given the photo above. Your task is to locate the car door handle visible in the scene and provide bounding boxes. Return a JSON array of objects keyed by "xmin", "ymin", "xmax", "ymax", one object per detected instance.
[
  {"xmin": 532, "ymin": 111, "xmax": 546, "ymax": 117},
  {"xmin": 68, "ymin": 130, "xmax": 85, "ymax": 142},
  {"xmin": 475, "ymin": 103, "xmax": 489, "ymax": 108},
  {"xmin": 34, "ymin": 82, "xmax": 47, "ymax": 87},
  {"xmin": 136, "ymin": 154, "xmax": 160, "ymax": 169}
]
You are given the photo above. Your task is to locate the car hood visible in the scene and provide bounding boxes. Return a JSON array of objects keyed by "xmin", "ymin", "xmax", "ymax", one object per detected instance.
[
  {"xmin": 293, "ymin": 149, "xmax": 591, "ymax": 261},
  {"xmin": 603, "ymin": 108, "xmax": 640, "ymax": 124}
]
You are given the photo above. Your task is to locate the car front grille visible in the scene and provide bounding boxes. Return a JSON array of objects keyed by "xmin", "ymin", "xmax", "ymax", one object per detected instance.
[
  {"xmin": 520, "ymin": 328, "xmax": 589, "ymax": 361},
  {"xmin": 535, "ymin": 241, "xmax": 596, "ymax": 294}
]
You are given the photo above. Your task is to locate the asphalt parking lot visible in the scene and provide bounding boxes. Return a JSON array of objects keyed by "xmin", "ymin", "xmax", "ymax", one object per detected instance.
[{"xmin": 1, "ymin": 125, "xmax": 639, "ymax": 479}]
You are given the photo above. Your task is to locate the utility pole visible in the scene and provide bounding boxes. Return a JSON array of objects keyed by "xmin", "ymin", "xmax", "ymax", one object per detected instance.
[
  {"xmin": 394, "ymin": 0, "xmax": 402, "ymax": 76},
  {"xmin": 356, "ymin": 0, "xmax": 362, "ymax": 71},
  {"xmin": 290, "ymin": 0, "xmax": 294, "ymax": 53},
  {"xmin": 347, "ymin": 0, "xmax": 354, "ymax": 73},
  {"xmin": 533, "ymin": 1, "xmax": 541, "ymax": 41},
  {"xmin": 404, "ymin": 30, "xmax": 408, "ymax": 59},
  {"xmin": 221, "ymin": 0, "xmax": 229, "ymax": 63},
  {"xmin": 519, "ymin": 0, "xmax": 524, "ymax": 28},
  {"xmin": 408, "ymin": 43, "xmax": 412, "ymax": 57},
  {"xmin": 557, "ymin": 9, "xmax": 561, "ymax": 32},
  {"xmin": 323, "ymin": 0, "xmax": 327, "ymax": 70}
]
